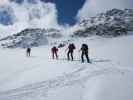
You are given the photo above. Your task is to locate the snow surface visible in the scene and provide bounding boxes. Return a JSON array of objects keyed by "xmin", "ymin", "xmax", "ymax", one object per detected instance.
[{"xmin": 0, "ymin": 35, "xmax": 133, "ymax": 100}]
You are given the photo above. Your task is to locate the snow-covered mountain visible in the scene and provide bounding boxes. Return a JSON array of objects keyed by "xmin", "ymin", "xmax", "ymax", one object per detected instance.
[
  {"xmin": 0, "ymin": 28, "xmax": 48, "ymax": 48},
  {"xmin": 73, "ymin": 9, "xmax": 133, "ymax": 37},
  {"xmin": 0, "ymin": 28, "xmax": 61, "ymax": 48},
  {"xmin": 1, "ymin": 8, "xmax": 133, "ymax": 48}
]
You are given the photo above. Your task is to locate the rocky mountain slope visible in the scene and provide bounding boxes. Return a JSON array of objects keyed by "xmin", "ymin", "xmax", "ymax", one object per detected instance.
[
  {"xmin": 73, "ymin": 9, "xmax": 133, "ymax": 37},
  {"xmin": 1, "ymin": 9, "xmax": 133, "ymax": 48},
  {"xmin": 0, "ymin": 28, "xmax": 61, "ymax": 48}
]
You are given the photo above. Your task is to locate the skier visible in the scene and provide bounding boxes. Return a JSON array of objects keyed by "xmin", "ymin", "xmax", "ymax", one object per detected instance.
[
  {"xmin": 80, "ymin": 44, "xmax": 90, "ymax": 63},
  {"xmin": 66, "ymin": 43, "xmax": 76, "ymax": 61},
  {"xmin": 51, "ymin": 46, "xmax": 58, "ymax": 59},
  {"xmin": 26, "ymin": 47, "xmax": 31, "ymax": 57}
]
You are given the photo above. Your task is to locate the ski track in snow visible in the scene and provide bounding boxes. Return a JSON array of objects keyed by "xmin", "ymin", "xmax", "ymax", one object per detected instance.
[
  {"xmin": 0, "ymin": 60, "xmax": 133, "ymax": 100},
  {"xmin": 0, "ymin": 35, "xmax": 133, "ymax": 100}
]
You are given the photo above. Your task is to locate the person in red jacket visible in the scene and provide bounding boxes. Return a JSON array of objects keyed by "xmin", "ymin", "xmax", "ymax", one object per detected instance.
[{"xmin": 51, "ymin": 46, "xmax": 58, "ymax": 59}]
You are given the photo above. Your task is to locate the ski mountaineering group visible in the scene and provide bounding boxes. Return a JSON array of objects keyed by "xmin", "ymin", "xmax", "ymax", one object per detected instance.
[{"xmin": 26, "ymin": 43, "xmax": 90, "ymax": 63}]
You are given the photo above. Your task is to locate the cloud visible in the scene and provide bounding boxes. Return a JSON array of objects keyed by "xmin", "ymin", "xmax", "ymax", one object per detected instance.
[
  {"xmin": 0, "ymin": 0, "xmax": 60, "ymax": 37},
  {"xmin": 77, "ymin": 0, "xmax": 133, "ymax": 21},
  {"xmin": 0, "ymin": 0, "xmax": 9, "ymax": 5}
]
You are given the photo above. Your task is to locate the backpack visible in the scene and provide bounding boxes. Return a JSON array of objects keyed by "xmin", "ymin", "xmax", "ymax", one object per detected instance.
[
  {"xmin": 27, "ymin": 48, "xmax": 31, "ymax": 52},
  {"xmin": 71, "ymin": 44, "xmax": 76, "ymax": 49},
  {"xmin": 69, "ymin": 44, "xmax": 75, "ymax": 50},
  {"xmin": 52, "ymin": 46, "xmax": 58, "ymax": 52},
  {"xmin": 82, "ymin": 44, "xmax": 88, "ymax": 51}
]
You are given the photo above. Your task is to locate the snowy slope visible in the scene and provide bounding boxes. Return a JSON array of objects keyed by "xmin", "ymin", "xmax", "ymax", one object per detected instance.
[{"xmin": 0, "ymin": 35, "xmax": 133, "ymax": 100}]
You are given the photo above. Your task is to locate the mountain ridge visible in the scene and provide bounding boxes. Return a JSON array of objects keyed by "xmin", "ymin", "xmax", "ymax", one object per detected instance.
[
  {"xmin": 0, "ymin": 8, "xmax": 133, "ymax": 48},
  {"xmin": 0, "ymin": 28, "xmax": 62, "ymax": 48},
  {"xmin": 73, "ymin": 8, "xmax": 133, "ymax": 37}
]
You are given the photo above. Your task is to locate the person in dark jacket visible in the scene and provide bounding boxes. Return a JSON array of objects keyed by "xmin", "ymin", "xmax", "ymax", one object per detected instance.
[
  {"xmin": 80, "ymin": 44, "xmax": 90, "ymax": 63},
  {"xmin": 26, "ymin": 47, "xmax": 31, "ymax": 57},
  {"xmin": 66, "ymin": 43, "xmax": 76, "ymax": 61},
  {"xmin": 51, "ymin": 46, "xmax": 58, "ymax": 59}
]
